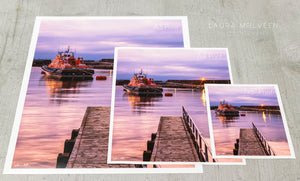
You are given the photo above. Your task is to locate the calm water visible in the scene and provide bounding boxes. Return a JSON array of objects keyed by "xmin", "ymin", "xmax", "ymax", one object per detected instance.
[
  {"xmin": 13, "ymin": 68, "xmax": 242, "ymax": 167},
  {"xmin": 111, "ymin": 87, "xmax": 212, "ymax": 161},
  {"xmin": 12, "ymin": 67, "xmax": 113, "ymax": 168},
  {"xmin": 211, "ymin": 110, "xmax": 290, "ymax": 156}
]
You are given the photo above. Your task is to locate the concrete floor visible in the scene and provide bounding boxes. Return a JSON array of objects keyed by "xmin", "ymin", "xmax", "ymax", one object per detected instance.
[{"xmin": 0, "ymin": 0, "xmax": 299, "ymax": 180}]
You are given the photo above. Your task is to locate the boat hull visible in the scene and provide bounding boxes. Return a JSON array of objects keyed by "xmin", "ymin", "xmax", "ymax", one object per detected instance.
[
  {"xmin": 42, "ymin": 65, "xmax": 94, "ymax": 80},
  {"xmin": 215, "ymin": 110, "xmax": 239, "ymax": 117},
  {"xmin": 123, "ymin": 85, "xmax": 163, "ymax": 96}
]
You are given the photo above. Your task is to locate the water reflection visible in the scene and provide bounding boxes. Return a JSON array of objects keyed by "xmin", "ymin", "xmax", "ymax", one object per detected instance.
[
  {"xmin": 13, "ymin": 68, "xmax": 112, "ymax": 168},
  {"xmin": 41, "ymin": 76, "xmax": 93, "ymax": 104},
  {"xmin": 201, "ymin": 89, "xmax": 206, "ymax": 106},
  {"xmin": 124, "ymin": 93, "xmax": 163, "ymax": 113},
  {"xmin": 262, "ymin": 111, "xmax": 267, "ymax": 123},
  {"xmin": 113, "ymin": 86, "xmax": 210, "ymax": 161},
  {"xmin": 211, "ymin": 110, "xmax": 290, "ymax": 156},
  {"xmin": 216, "ymin": 115, "xmax": 239, "ymax": 127},
  {"xmin": 112, "ymin": 86, "xmax": 245, "ymax": 163}
]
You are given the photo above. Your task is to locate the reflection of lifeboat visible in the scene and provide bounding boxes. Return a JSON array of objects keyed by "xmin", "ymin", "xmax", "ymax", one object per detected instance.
[
  {"xmin": 215, "ymin": 100, "xmax": 239, "ymax": 116},
  {"xmin": 217, "ymin": 115, "xmax": 238, "ymax": 124},
  {"xmin": 127, "ymin": 94, "xmax": 155, "ymax": 107},
  {"xmin": 43, "ymin": 77, "xmax": 92, "ymax": 103},
  {"xmin": 123, "ymin": 70, "xmax": 163, "ymax": 96},
  {"xmin": 124, "ymin": 91, "xmax": 162, "ymax": 114},
  {"xmin": 41, "ymin": 46, "xmax": 94, "ymax": 80}
]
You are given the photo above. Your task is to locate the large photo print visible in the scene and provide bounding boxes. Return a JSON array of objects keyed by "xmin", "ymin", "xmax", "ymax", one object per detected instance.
[{"xmin": 4, "ymin": 17, "xmax": 195, "ymax": 174}]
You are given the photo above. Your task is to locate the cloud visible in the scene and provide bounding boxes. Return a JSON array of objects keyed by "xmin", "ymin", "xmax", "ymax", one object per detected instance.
[
  {"xmin": 207, "ymin": 86, "xmax": 279, "ymax": 106},
  {"xmin": 34, "ymin": 19, "xmax": 185, "ymax": 59},
  {"xmin": 116, "ymin": 48, "xmax": 230, "ymax": 80}
]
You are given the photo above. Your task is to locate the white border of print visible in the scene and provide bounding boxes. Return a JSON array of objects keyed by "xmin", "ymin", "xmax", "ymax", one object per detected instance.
[
  {"xmin": 107, "ymin": 47, "xmax": 246, "ymax": 166},
  {"xmin": 3, "ymin": 16, "xmax": 205, "ymax": 174},
  {"xmin": 205, "ymin": 84, "xmax": 296, "ymax": 159}
]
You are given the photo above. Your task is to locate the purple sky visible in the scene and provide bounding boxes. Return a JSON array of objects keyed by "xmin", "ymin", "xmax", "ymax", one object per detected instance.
[
  {"xmin": 207, "ymin": 86, "xmax": 279, "ymax": 106},
  {"xmin": 116, "ymin": 48, "xmax": 231, "ymax": 81},
  {"xmin": 34, "ymin": 19, "xmax": 185, "ymax": 60}
]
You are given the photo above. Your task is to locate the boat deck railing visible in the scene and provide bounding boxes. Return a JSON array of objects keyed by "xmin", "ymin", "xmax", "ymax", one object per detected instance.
[
  {"xmin": 182, "ymin": 106, "xmax": 216, "ymax": 162},
  {"xmin": 252, "ymin": 122, "xmax": 276, "ymax": 156}
]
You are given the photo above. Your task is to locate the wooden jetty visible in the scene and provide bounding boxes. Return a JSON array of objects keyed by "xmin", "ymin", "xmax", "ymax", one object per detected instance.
[
  {"xmin": 144, "ymin": 106, "xmax": 216, "ymax": 162},
  {"xmin": 234, "ymin": 122, "xmax": 276, "ymax": 156},
  {"xmin": 150, "ymin": 116, "xmax": 200, "ymax": 162},
  {"xmin": 57, "ymin": 107, "xmax": 134, "ymax": 168}
]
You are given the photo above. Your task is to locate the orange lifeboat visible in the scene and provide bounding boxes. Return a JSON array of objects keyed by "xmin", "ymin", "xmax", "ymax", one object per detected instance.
[
  {"xmin": 123, "ymin": 69, "xmax": 163, "ymax": 96},
  {"xmin": 41, "ymin": 46, "xmax": 94, "ymax": 80},
  {"xmin": 215, "ymin": 100, "xmax": 239, "ymax": 117}
]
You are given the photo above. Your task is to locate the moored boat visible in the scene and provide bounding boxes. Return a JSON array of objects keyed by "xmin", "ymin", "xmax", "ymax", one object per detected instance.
[
  {"xmin": 41, "ymin": 47, "xmax": 94, "ymax": 80},
  {"xmin": 123, "ymin": 70, "xmax": 163, "ymax": 96},
  {"xmin": 215, "ymin": 100, "xmax": 239, "ymax": 116}
]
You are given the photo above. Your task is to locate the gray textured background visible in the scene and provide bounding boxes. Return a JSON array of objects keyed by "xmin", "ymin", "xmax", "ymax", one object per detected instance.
[{"xmin": 0, "ymin": 0, "xmax": 299, "ymax": 180}]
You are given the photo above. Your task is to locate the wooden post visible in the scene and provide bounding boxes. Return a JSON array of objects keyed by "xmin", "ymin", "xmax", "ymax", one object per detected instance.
[
  {"xmin": 233, "ymin": 149, "xmax": 238, "ymax": 155},
  {"xmin": 143, "ymin": 150, "xmax": 152, "ymax": 161},
  {"xmin": 147, "ymin": 140, "xmax": 154, "ymax": 151},
  {"xmin": 199, "ymin": 136, "xmax": 202, "ymax": 149},
  {"xmin": 151, "ymin": 133, "xmax": 156, "ymax": 141},
  {"xmin": 64, "ymin": 139, "xmax": 75, "ymax": 154},
  {"xmin": 205, "ymin": 145, "xmax": 208, "ymax": 161},
  {"xmin": 71, "ymin": 129, "xmax": 79, "ymax": 139},
  {"xmin": 56, "ymin": 153, "xmax": 69, "ymax": 168}
]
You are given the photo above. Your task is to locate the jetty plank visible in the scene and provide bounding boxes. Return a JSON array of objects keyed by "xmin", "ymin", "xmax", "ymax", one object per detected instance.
[
  {"xmin": 238, "ymin": 129, "xmax": 267, "ymax": 156},
  {"xmin": 151, "ymin": 116, "xmax": 200, "ymax": 162},
  {"xmin": 66, "ymin": 107, "xmax": 134, "ymax": 168}
]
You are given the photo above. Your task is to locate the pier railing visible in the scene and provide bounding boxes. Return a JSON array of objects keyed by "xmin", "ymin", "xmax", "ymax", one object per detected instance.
[
  {"xmin": 252, "ymin": 122, "xmax": 276, "ymax": 156},
  {"xmin": 182, "ymin": 106, "xmax": 216, "ymax": 162}
]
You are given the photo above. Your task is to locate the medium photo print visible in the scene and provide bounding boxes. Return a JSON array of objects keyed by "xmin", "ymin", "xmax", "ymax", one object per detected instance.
[
  {"xmin": 108, "ymin": 47, "xmax": 245, "ymax": 165},
  {"xmin": 205, "ymin": 84, "xmax": 295, "ymax": 159},
  {"xmin": 4, "ymin": 16, "xmax": 198, "ymax": 174}
]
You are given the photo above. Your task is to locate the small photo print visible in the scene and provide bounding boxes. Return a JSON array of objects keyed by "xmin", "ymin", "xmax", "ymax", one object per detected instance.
[{"xmin": 205, "ymin": 84, "xmax": 295, "ymax": 158}]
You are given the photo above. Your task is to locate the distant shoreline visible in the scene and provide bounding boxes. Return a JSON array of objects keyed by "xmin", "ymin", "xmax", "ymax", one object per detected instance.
[
  {"xmin": 32, "ymin": 59, "xmax": 114, "ymax": 69},
  {"xmin": 117, "ymin": 79, "xmax": 231, "ymax": 89},
  {"xmin": 210, "ymin": 105, "xmax": 281, "ymax": 114}
]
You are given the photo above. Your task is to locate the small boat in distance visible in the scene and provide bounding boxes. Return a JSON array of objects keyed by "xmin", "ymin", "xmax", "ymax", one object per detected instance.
[
  {"xmin": 42, "ymin": 46, "xmax": 94, "ymax": 80},
  {"xmin": 123, "ymin": 70, "xmax": 163, "ymax": 96},
  {"xmin": 215, "ymin": 100, "xmax": 239, "ymax": 117}
]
